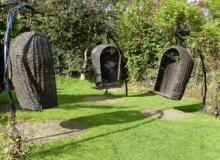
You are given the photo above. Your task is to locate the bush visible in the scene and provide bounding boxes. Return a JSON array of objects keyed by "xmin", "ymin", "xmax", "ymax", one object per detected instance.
[
  {"xmin": 155, "ymin": 0, "xmax": 205, "ymax": 32},
  {"xmin": 30, "ymin": 0, "xmax": 109, "ymax": 75},
  {"xmin": 0, "ymin": 119, "xmax": 30, "ymax": 160},
  {"xmin": 196, "ymin": 21, "xmax": 220, "ymax": 113},
  {"xmin": 115, "ymin": 1, "xmax": 171, "ymax": 82}
]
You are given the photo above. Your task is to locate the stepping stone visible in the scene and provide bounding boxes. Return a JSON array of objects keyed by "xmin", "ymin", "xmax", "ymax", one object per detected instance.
[
  {"xmin": 142, "ymin": 108, "xmax": 193, "ymax": 120},
  {"xmin": 83, "ymin": 96, "xmax": 124, "ymax": 104},
  {"xmin": 17, "ymin": 120, "xmax": 85, "ymax": 144}
]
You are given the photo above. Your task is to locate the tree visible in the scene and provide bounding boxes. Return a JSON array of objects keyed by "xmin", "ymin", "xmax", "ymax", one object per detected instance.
[
  {"xmin": 195, "ymin": 0, "xmax": 220, "ymax": 115},
  {"xmin": 28, "ymin": 0, "xmax": 110, "ymax": 77}
]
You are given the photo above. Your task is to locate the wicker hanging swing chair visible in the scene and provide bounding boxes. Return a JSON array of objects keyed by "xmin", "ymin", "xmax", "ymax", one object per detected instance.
[
  {"xmin": 0, "ymin": 2, "xmax": 57, "ymax": 112},
  {"xmin": 10, "ymin": 32, "xmax": 58, "ymax": 110},
  {"xmin": 154, "ymin": 47, "xmax": 194, "ymax": 100},
  {"xmin": 91, "ymin": 44, "xmax": 121, "ymax": 89}
]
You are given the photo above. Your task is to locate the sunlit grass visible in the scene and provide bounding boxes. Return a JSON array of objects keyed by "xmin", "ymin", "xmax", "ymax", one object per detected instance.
[{"xmin": 1, "ymin": 76, "xmax": 220, "ymax": 160}]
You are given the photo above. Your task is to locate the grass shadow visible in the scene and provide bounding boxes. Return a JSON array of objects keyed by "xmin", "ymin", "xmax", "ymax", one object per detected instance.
[
  {"xmin": 58, "ymin": 93, "xmax": 123, "ymax": 105},
  {"xmin": 60, "ymin": 110, "xmax": 147, "ymax": 129},
  {"xmin": 174, "ymin": 103, "xmax": 202, "ymax": 113},
  {"xmin": 127, "ymin": 91, "xmax": 156, "ymax": 97},
  {"xmin": 30, "ymin": 111, "xmax": 161, "ymax": 157},
  {"xmin": 60, "ymin": 103, "xmax": 133, "ymax": 110},
  {"xmin": 0, "ymin": 103, "xmax": 23, "ymax": 113}
]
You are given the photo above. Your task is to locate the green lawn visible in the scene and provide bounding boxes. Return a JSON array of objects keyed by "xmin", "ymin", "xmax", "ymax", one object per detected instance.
[{"xmin": 1, "ymin": 76, "xmax": 220, "ymax": 160}]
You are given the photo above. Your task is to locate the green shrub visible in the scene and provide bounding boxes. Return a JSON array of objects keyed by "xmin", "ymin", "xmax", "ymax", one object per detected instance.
[
  {"xmin": 155, "ymin": 0, "xmax": 205, "ymax": 47},
  {"xmin": 156, "ymin": 0, "xmax": 204, "ymax": 31},
  {"xmin": 196, "ymin": 21, "xmax": 220, "ymax": 113},
  {"xmin": 0, "ymin": 119, "xmax": 30, "ymax": 160},
  {"xmin": 115, "ymin": 1, "xmax": 171, "ymax": 82}
]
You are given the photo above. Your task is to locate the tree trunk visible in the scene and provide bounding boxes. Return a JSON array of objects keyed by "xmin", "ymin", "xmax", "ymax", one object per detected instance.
[
  {"xmin": 80, "ymin": 73, "xmax": 86, "ymax": 80},
  {"xmin": 80, "ymin": 48, "xmax": 88, "ymax": 80}
]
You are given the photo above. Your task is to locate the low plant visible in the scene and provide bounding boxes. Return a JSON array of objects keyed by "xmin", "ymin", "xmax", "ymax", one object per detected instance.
[{"xmin": 0, "ymin": 116, "xmax": 31, "ymax": 160}]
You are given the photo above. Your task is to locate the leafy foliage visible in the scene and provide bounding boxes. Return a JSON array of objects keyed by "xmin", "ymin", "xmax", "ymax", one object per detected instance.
[
  {"xmin": 0, "ymin": 0, "xmax": 110, "ymax": 74},
  {"xmin": 115, "ymin": 1, "xmax": 171, "ymax": 82},
  {"xmin": 31, "ymin": 0, "xmax": 110, "ymax": 74},
  {"xmin": 155, "ymin": 0, "xmax": 205, "ymax": 32},
  {"xmin": 205, "ymin": 0, "xmax": 220, "ymax": 19},
  {"xmin": 0, "ymin": 122, "xmax": 31, "ymax": 160},
  {"xmin": 195, "ymin": 14, "xmax": 220, "ymax": 113}
]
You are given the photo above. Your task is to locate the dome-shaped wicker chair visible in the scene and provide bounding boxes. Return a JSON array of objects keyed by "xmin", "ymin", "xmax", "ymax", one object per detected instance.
[
  {"xmin": 91, "ymin": 44, "xmax": 121, "ymax": 89},
  {"xmin": 10, "ymin": 32, "xmax": 57, "ymax": 110},
  {"xmin": 154, "ymin": 46, "xmax": 194, "ymax": 100}
]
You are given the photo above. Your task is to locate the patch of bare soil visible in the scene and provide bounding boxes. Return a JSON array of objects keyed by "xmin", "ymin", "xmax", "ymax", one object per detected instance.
[
  {"xmin": 84, "ymin": 96, "xmax": 125, "ymax": 104},
  {"xmin": 185, "ymin": 86, "xmax": 202, "ymax": 99},
  {"xmin": 129, "ymin": 83, "xmax": 152, "ymax": 93},
  {"xmin": 17, "ymin": 120, "xmax": 85, "ymax": 144},
  {"xmin": 141, "ymin": 108, "xmax": 193, "ymax": 120},
  {"xmin": 108, "ymin": 88, "xmax": 120, "ymax": 92}
]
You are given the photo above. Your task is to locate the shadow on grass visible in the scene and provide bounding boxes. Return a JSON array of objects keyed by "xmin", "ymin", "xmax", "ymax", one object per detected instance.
[
  {"xmin": 0, "ymin": 103, "xmax": 22, "ymax": 113},
  {"xmin": 60, "ymin": 104, "xmax": 134, "ymax": 110},
  {"xmin": 58, "ymin": 91, "xmax": 155, "ymax": 106},
  {"xmin": 60, "ymin": 110, "xmax": 149, "ymax": 129},
  {"xmin": 58, "ymin": 93, "xmax": 123, "ymax": 105},
  {"xmin": 30, "ymin": 111, "xmax": 163, "ymax": 157},
  {"xmin": 174, "ymin": 103, "xmax": 202, "ymax": 113},
  {"xmin": 127, "ymin": 91, "xmax": 156, "ymax": 97},
  {"xmin": 29, "ymin": 103, "xmax": 203, "ymax": 157},
  {"xmin": 26, "ymin": 103, "xmax": 202, "ymax": 150}
]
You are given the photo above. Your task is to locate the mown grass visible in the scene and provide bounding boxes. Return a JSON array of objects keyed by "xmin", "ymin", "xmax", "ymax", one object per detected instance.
[{"xmin": 1, "ymin": 76, "xmax": 220, "ymax": 160}]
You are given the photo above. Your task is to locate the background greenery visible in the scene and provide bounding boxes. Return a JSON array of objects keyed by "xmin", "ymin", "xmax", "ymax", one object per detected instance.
[
  {"xmin": 0, "ymin": 0, "xmax": 219, "ymax": 111},
  {"xmin": 0, "ymin": 0, "xmax": 218, "ymax": 79},
  {"xmin": 0, "ymin": 0, "xmax": 220, "ymax": 159}
]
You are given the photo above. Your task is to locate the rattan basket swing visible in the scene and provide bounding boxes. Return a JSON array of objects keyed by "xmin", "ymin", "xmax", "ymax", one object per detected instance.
[
  {"xmin": 154, "ymin": 47, "xmax": 194, "ymax": 100},
  {"xmin": 91, "ymin": 44, "xmax": 121, "ymax": 89},
  {"xmin": 10, "ymin": 32, "xmax": 58, "ymax": 110}
]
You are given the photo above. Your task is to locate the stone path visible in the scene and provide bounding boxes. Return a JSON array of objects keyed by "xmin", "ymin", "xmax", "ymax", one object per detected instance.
[
  {"xmin": 83, "ymin": 96, "xmax": 125, "ymax": 104},
  {"xmin": 142, "ymin": 108, "xmax": 193, "ymax": 120},
  {"xmin": 17, "ymin": 120, "xmax": 85, "ymax": 144}
]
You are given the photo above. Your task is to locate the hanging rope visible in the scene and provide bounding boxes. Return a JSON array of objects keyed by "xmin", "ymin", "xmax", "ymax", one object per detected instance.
[
  {"xmin": 197, "ymin": 50, "xmax": 207, "ymax": 108},
  {"xmin": 3, "ymin": 2, "xmax": 34, "ymax": 119}
]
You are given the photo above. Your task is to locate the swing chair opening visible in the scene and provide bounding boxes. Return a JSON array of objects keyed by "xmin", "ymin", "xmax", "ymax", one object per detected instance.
[
  {"xmin": 92, "ymin": 44, "xmax": 121, "ymax": 89},
  {"xmin": 154, "ymin": 47, "xmax": 194, "ymax": 100}
]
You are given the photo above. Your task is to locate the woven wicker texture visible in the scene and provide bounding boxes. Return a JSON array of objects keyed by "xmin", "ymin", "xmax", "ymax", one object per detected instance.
[
  {"xmin": 10, "ymin": 32, "xmax": 57, "ymax": 110},
  {"xmin": 154, "ymin": 47, "xmax": 194, "ymax": 100},
  {"xmin": 91, "ymin": 44, "xmax": 121, "ymax": 89}
]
